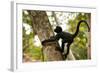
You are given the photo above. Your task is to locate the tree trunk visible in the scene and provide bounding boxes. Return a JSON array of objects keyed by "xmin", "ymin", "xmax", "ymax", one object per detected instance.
[
  {"xmin": 52, "ymin": 12, "xmax": 60, "ymax": 25},
  {"xmin": 67, "ymin": 50, "xmax": 75, "ymax": 60},
  {"xmin": 28, "ymin": 11, "xmax": 63, "ymax": 61}
]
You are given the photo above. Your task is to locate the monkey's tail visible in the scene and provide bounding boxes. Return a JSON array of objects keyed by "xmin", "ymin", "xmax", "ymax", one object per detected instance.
[{"xmin": 72, "ymin": 20, "xmax": 90, "ymax": 38}]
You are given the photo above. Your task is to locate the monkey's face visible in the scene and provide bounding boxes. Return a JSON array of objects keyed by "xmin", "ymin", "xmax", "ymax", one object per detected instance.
[{"xmin": 54, "ymin": 26, "xmax": 62, "ymax": 33}]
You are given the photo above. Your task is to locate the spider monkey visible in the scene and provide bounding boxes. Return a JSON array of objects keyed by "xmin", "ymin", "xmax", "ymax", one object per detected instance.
[{"xmin": 42, "ymin": 20, "xmax": 90, "ymax": 59}]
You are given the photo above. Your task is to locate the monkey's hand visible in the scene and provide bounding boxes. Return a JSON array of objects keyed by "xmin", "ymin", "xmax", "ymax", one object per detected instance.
[
  {"xmin": 50, "ymin": 36, "xmax": 55, "ymax": 39},
  {"xmin": 41, "ymin": 40, "xmax": 47, "ymax": 45},
  {"xmin": 42, "ymin": 37, "xmax": 56, "ymax": 45},
  {"xmin": 42, "ymin": 39, "xmax": 49, "ymax": 45}
]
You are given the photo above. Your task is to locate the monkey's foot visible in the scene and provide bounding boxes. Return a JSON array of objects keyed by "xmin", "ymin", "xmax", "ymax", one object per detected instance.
[{"xmin": 63, "ymin": 53, "xmax": 68, "ymax": 60}]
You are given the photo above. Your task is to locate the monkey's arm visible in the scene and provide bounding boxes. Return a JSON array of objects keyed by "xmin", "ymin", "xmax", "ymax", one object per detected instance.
[
  {"xmin": 42, "ymin": 34, "xmax": 60, "ymax": 45},
  {"xmin": 42, "ymin": 38, "xmax": 55, "ymax": 45}
]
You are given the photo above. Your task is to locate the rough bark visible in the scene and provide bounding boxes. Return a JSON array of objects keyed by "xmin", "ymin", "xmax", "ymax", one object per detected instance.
[{"xmin": 28, "ymin": 11, "xmax": 63, "ymax": 61}]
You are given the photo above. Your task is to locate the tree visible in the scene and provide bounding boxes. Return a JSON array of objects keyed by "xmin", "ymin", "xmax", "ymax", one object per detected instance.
[{"xmin": 28, "ymin": 11, "xmax": 63, "ymax": 61}]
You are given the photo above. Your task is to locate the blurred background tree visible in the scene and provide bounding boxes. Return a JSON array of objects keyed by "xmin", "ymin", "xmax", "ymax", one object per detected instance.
[{"xmin": 23, "ymin": 10, "xmax": 43, "ymax": 62}]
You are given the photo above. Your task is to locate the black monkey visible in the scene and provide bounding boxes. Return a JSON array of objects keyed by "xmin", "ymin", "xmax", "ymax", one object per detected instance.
[{"xmin": 42, "ymin": 20, "xmax": 90, "ymax": 59}]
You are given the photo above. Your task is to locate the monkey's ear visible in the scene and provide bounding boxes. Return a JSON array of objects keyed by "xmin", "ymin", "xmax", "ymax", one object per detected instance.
[
  {"xmin": 54, "ymin": 28, "xmax": 57, "ymax": 33},
  {"xmin": 54, "ymin": 26, "xmax": 62, "ymax": 33}
]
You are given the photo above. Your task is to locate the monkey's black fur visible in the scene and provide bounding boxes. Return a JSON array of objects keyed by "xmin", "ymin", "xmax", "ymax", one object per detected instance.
[{"xmin": 42, "ymin": 20, "xmax": 90, "ymax": 59}]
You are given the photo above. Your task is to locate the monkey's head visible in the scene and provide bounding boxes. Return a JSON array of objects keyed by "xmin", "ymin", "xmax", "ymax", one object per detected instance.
[{"xmin": 54, "ymin": 26, "xmax": 62, "ymax": 33}]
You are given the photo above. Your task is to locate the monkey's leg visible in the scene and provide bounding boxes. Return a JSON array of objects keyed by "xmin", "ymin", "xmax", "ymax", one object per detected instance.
[
  {"xmin": 64, "ymin": 43, "xmax": 71, "ymax": 59},
  {"xmin": 66, "ymin": 43, "xmax": 71, "ymax": 55},
  {"xmin": 61, "ymin": 42, "xmax": 65, "ymax": 53}
]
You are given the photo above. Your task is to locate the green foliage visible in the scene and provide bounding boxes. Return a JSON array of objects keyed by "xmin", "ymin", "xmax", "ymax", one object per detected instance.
[{"xmin": 22, "ymin": 10, "xmax": 32, "ymax": 26}]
